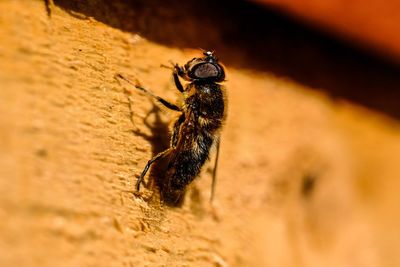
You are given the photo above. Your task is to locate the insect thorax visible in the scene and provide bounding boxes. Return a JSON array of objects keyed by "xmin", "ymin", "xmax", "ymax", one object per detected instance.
[{"xmin": 186, "ymin": 82, "xmax": 225, "ymax": 130}]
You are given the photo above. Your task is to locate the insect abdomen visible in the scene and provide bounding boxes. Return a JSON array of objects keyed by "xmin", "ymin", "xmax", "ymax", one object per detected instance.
[
  {"xmin": 167, "ymin": 83, "xmax": 225, "ymax": 192},
  {"xmin": 168, "ymin": 133, "xmax": 214, "ymax": 191}
]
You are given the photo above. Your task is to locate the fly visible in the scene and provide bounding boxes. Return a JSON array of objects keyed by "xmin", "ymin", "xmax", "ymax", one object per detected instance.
[{"xmin": 117, "ymin": 51, "xmax": 227, "ymax": 202}]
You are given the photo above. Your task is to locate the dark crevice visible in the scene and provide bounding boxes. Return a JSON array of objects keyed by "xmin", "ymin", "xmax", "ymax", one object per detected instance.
[{"xmin": 301, "ymin": 173, "xmax": 316, "ymax": 199}]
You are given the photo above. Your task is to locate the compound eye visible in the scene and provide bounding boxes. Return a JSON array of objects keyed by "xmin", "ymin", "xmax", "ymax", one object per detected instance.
[{"xmin": 193, "ymin": 63, "xmax": 219, "ymax": 79}]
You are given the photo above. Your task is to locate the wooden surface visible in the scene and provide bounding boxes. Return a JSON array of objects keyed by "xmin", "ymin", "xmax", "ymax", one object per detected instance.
[{"xmin": 1, "ymin": 1, "xmax": 400, "ymax": 266}]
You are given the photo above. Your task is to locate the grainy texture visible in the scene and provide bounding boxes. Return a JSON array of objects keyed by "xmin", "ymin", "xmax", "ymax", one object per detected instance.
[{"xmin": 0, "ymin": 1, "xmax": 400, "ymax": 267}]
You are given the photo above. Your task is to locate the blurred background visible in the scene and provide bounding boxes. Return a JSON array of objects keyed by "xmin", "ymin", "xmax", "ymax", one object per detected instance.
[{"xmin": 0, "ymin": 0, "xmax": 399, "ymax": 266}]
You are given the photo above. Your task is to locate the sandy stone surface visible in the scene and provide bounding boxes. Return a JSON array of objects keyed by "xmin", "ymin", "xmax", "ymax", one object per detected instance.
[{"xmin": 0, "ymin": 1, "xmax": 399, "ymax": 266}]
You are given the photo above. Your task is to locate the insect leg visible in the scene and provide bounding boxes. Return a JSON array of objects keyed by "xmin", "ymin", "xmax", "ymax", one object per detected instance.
[
  {"xmin": 170, "ymin": 113, "xmax": 185, "ymax": 147},
  {"xmin": 173, "ymin": 65, "xmax": 185, "ymax": 92},
  {"xmin": 136, "ymin": 85, "xmax": 181, "ymax": 111},
  {"xmin": 116, "ymin": 73, "xmax": 181, "ymax": 111},
  {"xmin": 136, "ymin": 147, "xmax": 173, "ymax": 191},
  {"xmin": 160, "ymin": 63, "xmax": 184, "ymax": 92},
  {"xmin": 173, "ymin": 72, "xmax": 184, "ymax": 92},
  {"xmin": 210, "ymin": 138, "xmax": 221, "ymax": 201}
]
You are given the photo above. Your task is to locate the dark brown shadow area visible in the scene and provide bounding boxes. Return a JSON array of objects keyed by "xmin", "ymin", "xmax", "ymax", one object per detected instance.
[
  {"xmin": 128, "ymin": 103, "xmax": 186, "ymax": 207},
  {"xmin": 55, "ymin": 0, "xmax": 400, "ymax": 119}
]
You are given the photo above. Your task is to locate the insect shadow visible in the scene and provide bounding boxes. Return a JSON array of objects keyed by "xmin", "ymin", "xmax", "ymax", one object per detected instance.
[{"xmin": 126, "ymin": 94, "xmax": 187, "ymax": 207}]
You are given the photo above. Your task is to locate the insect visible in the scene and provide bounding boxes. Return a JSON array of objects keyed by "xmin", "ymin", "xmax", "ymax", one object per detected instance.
[{"xmin": 117, "ymin": 51, "xmax": 226, "ymax": 201}]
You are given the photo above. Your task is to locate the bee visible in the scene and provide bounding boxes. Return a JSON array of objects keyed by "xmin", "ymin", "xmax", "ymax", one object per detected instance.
[{"xmin": 117, "ymin": 51, "xmax": 226, "ymax": 202}]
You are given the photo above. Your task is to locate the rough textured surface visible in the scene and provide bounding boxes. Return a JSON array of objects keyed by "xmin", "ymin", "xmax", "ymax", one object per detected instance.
[{"xmin": 0, "ymin": 1, "xmax": 400, "ymax": 266}]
